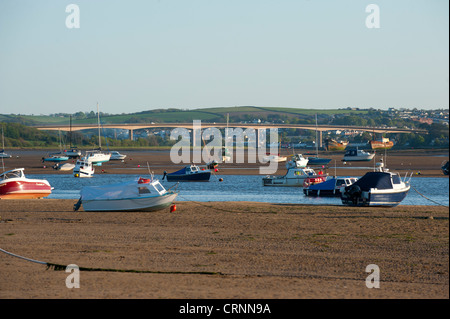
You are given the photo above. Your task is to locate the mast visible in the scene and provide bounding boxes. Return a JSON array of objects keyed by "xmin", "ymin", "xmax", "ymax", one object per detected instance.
[
  {"xmin": 315, "ymin": 114, "xmax": 318, "ymax": 157},
  {"xmin": 69, "ymin": 115, "xmax": 72, "ymax": 148},
  {"xmin": 97, "ymin": 102, "xmax": 101, "ymax": 149}
]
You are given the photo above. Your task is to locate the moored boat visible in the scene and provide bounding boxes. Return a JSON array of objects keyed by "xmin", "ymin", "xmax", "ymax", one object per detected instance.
[
  {"xmin": 110, "ymin": 151, "xmax": 127, "ymax": 161},
  {"xmin": 0, "ymin": 168, "xmax": 52, "ymax": 199},
  {"xmin": 42, "ymin": 153, "xmax": 70, "ymax": 163},
  {"xmin": 74, "ymin": 177, "xmax": 178, "ymax": 212},
  {"xmin": 369, "ymin": 138, "xmax": 394, "ymax": 150},
  {"xmin": 340, "ymin": 171, "xmax": 411, "ymax": 207},
  {"xmin": 303, "ymin": 176, "xmax": 358, "ymax": 197},
  {"xmin": 163, "ymin": 165, "xmax": 211, "ymax": 182},
  {"xmin": 342, "ymin": 148, "xmax": 375, "ymax": 162},
  {"xmin": 263, "ymin": 165, "xmax": 326, "ymax": 187}
]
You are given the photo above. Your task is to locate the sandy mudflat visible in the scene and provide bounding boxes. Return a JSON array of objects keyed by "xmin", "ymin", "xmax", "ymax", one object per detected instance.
[{"xmin": 0, "ymin": 199, "xmax": 448, "ymax": 299}]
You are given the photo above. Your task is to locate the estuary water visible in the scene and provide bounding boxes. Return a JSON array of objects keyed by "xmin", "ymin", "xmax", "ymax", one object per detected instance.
[{"xmin": 31, "ymin": 173, "xmax": 449, "ymax": 207}]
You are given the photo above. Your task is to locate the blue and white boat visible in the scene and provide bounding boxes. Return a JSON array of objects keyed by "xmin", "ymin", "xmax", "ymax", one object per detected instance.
[
  {"xmin": 304, "ymin": 176, "xmax": 358, "ymax": 197},
  {"xmin": 163, "ymin": 165, "xmax": 211, "ymax": 182},
  {"xmin": 340, "ymin": 170, "xmax": 411, "ymax": 207},
  {"xmin": 42, "ymin": 152, "xmax": 69, "ymax": 163}
]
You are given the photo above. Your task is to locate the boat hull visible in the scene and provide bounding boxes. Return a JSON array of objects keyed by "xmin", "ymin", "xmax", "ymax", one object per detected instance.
[
  {"xmin": 166, "ymin": 172, "xmax": 211, "ymax": 182},
  {"xmin": 81, "ymin": 192, "xmax": 178, "ymax": 212},
  {"xmin": 0, "ymin": 180, "xmax": 52, "ymax": 199},
  {"xmin": 341, "ymin": 187, "xmax": 410, "ymax": 207},
  {"xmin": 342, "ymin": 156, "xmax": 374, "ymax": 162},
  {"xmin": 307, "ymin": 157, "xmax": 332, "ymax": 165}
]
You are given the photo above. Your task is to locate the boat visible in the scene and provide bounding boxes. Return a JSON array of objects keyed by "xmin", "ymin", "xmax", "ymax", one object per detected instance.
[
  {"xmin": 84, "ymin": 103, "xmax": 111, "ymax": 166},
  {"xmin": 85, "ymin": 149, "xmax": 111, "ymax": 165},
  {"xmin": 287, "ymin": 154, "xmax": 309, "ymax": 168},
  {"xmin": 73, "ymin": 176, "xmax": 178, "ymax": 212},
  {"xmin": 339, "ymin": 169, "xmax": 411, "ymax": 207},
  {"xmin": 64, "ymin": 115, "xmax": 82, "ymax": 158},
  {"xmin": 163, "ymin": 165, "xmax": 211, "ymax": 182},
  {"xmin": 64, "ymin": 148, "xmax": 82, "ymax": 158},
  {"xmin": 42, "ymin": 153, "xmax": 69, "ymax": 163},
  {"xmin": 0, "ymin": 127, "xmax": 11, "ymax": 158},
  {"xmin": 303, "ymin": 176, "xmax": 358, "ymax": 197},
  {"xmin": 262, "ymin": 155, "xmax": 327, "ymax": 187},
  {"xmin": 306, "ymin": 156, "xmax": 332, "ymax": 166},
  {"xmin": 342, "ymin": 148, "xmax": 375, "ymax": 162},
  {"xmin": 0, "ymin": 150, "xmax": 11, "ymax": 158},
  {"xmin": 307, "ymin": 114, "xmax": 332, "ymax": 166},
  {"xmin": 110, "ymin": 151, "xmax": 127, "ymax": 161},
  {"xmin": 369, "ymin": 138, "xmax": 394, "ymax": 150},
  {"xmin": 43, "ymin": 130, "xmax": 69, "ymax": 163},
  {"xmin": 442, "ymin": 161, "xmax": 449, "ymax": 175},
  {"xmin": 73, "ymin": 158, "xmax": 95, "ymax": 178},
  {"xmin": 0, "ymin": 168, "xmax": 52, "ymax": 199},
  {"xmin": 325, "ymin": 138, "xmax": 348, "ymax": 151},
  {"xmin": 263, "ymin": 154, "xmax": 287, "ymax": 163},
  {"xmin": 53, "ymin": 162, "xmax": 76, "ymax": 171}
]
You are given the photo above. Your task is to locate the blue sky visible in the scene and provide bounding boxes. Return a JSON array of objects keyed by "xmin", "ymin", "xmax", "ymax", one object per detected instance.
[{"xmin": 0, "ymin": 0, "xmax": 448, "ymax": 115}]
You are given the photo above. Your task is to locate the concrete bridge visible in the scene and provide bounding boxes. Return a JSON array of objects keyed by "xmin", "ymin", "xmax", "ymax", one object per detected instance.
[{"xmin": 35, "ymin": 122, "xmax": 427, "ymax": 147}]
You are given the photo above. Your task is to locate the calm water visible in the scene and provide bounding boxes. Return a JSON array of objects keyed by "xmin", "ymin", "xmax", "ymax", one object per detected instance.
[{"xmin": 31, "ymin": 173, "xmax": 449, "ymax": 207}]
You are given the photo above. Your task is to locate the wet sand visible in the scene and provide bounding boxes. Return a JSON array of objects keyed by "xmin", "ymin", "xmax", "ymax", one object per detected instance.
[
  {"xmin": 1, "ymin": 148, "xmax": 449, "ymax": 177},
  {"xmin": 0, "ymin": 200, "xmax": 448, "ymax": 299}
]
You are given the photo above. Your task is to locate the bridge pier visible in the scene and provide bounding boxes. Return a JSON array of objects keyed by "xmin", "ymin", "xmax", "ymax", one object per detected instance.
[{"xmin": 129, "ymin": 129, "xmax": 133, "ymax": 141}]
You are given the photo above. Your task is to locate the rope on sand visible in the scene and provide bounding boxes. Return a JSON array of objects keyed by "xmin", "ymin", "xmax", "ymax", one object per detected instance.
[
  {"xmin": 0, "ymin": 247, "xmax": 223, "ymax": 275},
  {"xmin": 410, "ymin": 185, "xmax": 449, "ymax": 208}
]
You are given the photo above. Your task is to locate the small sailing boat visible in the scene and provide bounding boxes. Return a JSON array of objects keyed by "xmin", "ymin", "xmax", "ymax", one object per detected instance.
[
  {"xmin": 0, "ymin": 126, "xmax": 11, "ymax": 159},
  {"xmin": 64, "ymin": 115, "xmax": 81, "ymax": 158},
  {"xmin": 84, "ymin": 103, "xmax": 111, "ymax": 166},
  {"xmin": 42, "ymin": 130, "xmax": 69, "ymax": 163}
]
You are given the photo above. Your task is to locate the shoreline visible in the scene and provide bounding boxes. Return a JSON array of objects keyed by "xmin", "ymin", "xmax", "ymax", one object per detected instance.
[
  {"xmin": 0, "ymin": 199, "xmax": 448, "ymax": 299},
  {"xmin": 1, "ymin": 148, "xmax": 448, "ymax": 177}
]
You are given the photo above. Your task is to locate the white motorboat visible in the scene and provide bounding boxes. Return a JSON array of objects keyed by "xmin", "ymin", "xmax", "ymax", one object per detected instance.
[
  {"xmin": 0, "ymin": 168, "xmax": 52, "ymax": 199},
  {"xmin": 340, "ymin": 165, "xmax": 411, "ymax": 207},
  {"xmin": 53, "ymin": 162, "xmax": 76, "ymax": 171},
  {"xmin": 110, "ymin": 151, "xmax": 127, "ymax": 160},
  {"xmin": 342, "ymin": 148, "xmax": 375, "ymax": 162},
  {"xmin": 263, "ymin": 154, "xmax": 287, "ymax": 163},
  {"xmin": 286, "ymin": 154, "xmax": 309, "ymax": 169},
  {"xmin": 74, "ymin": 158, "xmax": 95, "ymax": 177},
  {"xmin": 74, "ymin": 177, "xmax": 178, "ymax": 212},
  {"xmin": 263, "ymin": 167, "xmax": 326, "ymax": 187}
]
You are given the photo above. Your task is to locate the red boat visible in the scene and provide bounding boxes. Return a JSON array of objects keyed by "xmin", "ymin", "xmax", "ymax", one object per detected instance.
[{"xmin": 0, "ymin": 168, "xmax": 52, "ymax": 199}]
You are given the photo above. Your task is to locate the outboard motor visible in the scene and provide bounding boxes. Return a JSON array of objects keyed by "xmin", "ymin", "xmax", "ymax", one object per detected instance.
[{"xmin": 162, "ymin": 171, "xmax": 167, "ymax": 180}]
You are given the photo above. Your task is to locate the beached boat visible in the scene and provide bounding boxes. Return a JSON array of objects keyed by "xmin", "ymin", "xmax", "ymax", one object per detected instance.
[
  {"xmin": 42, "ymin": 153, "xmax": 70, "ymax": 163},
  {"xmin": 85, "ymin": 149, "xmax": 111, "ymax": 165},
  {"xmin": 303, "ymin": 176, "xmax": 358, "ymax": 197},
  {"xmin": 53, "ymin": 162, "xmax": 76, "ymax": 171},
  {"xmin": 64, "ymin": 148, "xmax": 82, "ymax": 158},
  {"xmin": 163, "ymin": 165, "xmax": 211, "ymax": 182},
  {"xmin": 0, "ymin": 168, "xmax": 52, "ymax": 199},
  {"xmin": 110, "ymin": 151, "xmax": 127, "ymax": 161},
  {"xmin": 263, "ymin": 154, "xmax": 287, "ymax": 163},
  {"xmin": 286, "ymin": 154, "xmax": 309, "ymax": 168},
  {"xmin": 325, "ymin": 139, "xmax": 347, "ymax": 151},
  {"xmin": 342, "ymin": 148, "xmax": 375, "ymax": 162},
  {"xmin": 340, "ymin": 170, "xmax": 411, "ymax": 207},
  {"xmin": 73, "ymin": 158, "xmax": 95, "ymax": 178},
  {"xmin": 74, "ymin": 177, "xmax": 178, "ymax": 212},
  {"xmin": 369, "ymin": 138, "xmax": 394, "ymax": 150},
  {"xmin": 0, "ymin": 149, "xmax": 11, "ymax": 158}
]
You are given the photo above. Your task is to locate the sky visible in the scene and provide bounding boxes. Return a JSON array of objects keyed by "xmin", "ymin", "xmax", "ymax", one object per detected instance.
[{"xmin": 0, "ymin": 0, "xmax": 448, "ymax": 115}]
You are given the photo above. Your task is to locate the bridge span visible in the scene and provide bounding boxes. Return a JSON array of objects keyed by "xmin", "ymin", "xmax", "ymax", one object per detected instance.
[{"xmin": 35, "ymin": 122, "xmax": 426, "ymax": 147}]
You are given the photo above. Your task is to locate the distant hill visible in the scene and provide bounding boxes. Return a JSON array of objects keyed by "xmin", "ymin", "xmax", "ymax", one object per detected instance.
[{"xmin": 1, "ymin": 106, "xmax": 368, "ymax": 125}]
